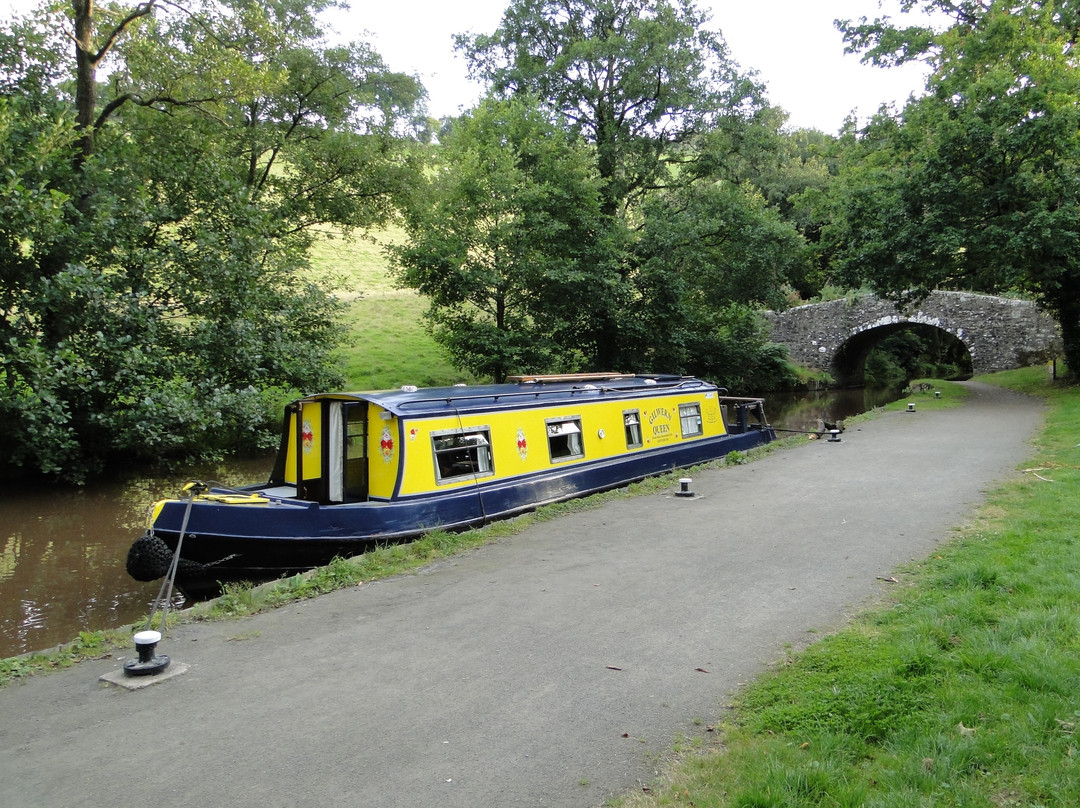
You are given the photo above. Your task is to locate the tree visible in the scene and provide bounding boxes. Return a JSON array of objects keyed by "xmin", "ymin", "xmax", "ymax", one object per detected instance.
[
  {"xmin": 836, "ymin": 0, "xmax": 1080, "ymax": 375},
  {"xmin": 458, "ymin": 0, "xmax": 765, "ymax": 217},
  {"xmin": 443, "ymin": 0, "xmax": 786, "ymax": 372},
  {"xmin": 745, "ymin": 127, "xmax": 839, "ymax": 300},
  {"xmin": 390, "ymin": 98, "xmax": 609, "ymax": 381},
  {"xmin": 0, "ymin": 0, "xmax": 424, "ymax": 480},
  {"xmin": 70, "ymin": 0, "xmax": 158, "ymax": 163},
  {"xmin": 627, "ymin": 180, "xmax": 804, "ymax": 387}
]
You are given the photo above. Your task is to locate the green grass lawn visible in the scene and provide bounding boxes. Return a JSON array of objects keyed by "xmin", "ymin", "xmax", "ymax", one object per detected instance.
[
  {"xmin": 307, "ymin": 224, "xmax": 403, "ymax": 295},
  {"xmin": 616, "ymin": 365, "xmax": 1080, "ymax": 807},
  {"xmin": 334, "ymin": 294, "xmax": 477, "ymax": 390},
  {"xmin": 307, "ymin": 225, "xmax": 480, "ymax": 390}
]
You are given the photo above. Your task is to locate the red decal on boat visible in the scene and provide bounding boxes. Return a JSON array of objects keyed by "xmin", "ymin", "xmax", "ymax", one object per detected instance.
[{"xmin": 380, "ymin": 427, "xmax": 394, "ymax": 462}]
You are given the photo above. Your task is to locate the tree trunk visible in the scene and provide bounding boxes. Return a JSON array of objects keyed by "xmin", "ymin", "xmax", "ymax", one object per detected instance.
[
  {"xmin": 1055, "ymin": 278, "xmax": 1080, "ymax": 381},
  {"xmin": 71, "ymin": 0, "xmax": 158, "ymax": 165},
  {"xmin": 39, "ymin": 0, "xmax": 97, "ymax": 346},
  {"xmin": 73, "ymin": 0, "xmax": 97, "ymax": 164}
]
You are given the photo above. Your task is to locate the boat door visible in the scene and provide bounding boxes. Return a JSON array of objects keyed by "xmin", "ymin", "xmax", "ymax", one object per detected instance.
[
  {"xmin": 293, "ymin": 399, "xmax": 369, "ymax": 503},
  {"xmin": 326, "ymin": 400, "xmax": 369, "ymax": 502},
  {"xmin": 342, "ymin": 402, "xmax": 368, "ymax": 501}
]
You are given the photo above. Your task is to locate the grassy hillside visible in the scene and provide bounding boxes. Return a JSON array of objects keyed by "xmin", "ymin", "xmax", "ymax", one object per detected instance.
[
  {"xmin": 307, "ymin": 224, "xmax": 403, "ymax": 295},
  {"xmin": 307, "ymin": 226, "xmax": 478, "ymax": 390}
]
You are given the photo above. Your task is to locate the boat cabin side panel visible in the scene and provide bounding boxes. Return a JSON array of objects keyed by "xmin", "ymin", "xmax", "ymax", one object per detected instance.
[
  {"xmin": 367, "ymin": 404, "xmax": 401, "ymax": 500},
  {"xmin": 394, "ymin": 389, "xmax": 727, "ymax": 498},
  {"xmin": 269, "ymin": 382, "xmax": 737, "ymax": 507}
]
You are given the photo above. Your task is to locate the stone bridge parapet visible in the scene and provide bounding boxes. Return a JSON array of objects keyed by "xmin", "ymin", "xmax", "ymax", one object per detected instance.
[{"xmin": 764, "ymin": 291, "xmax": 1061, "ymax": 385}]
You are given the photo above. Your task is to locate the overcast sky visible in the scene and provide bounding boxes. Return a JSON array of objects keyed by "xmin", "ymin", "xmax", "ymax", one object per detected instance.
[
  {"xmin": 329, "ymin": 0, "xmax": 939, "ymax": 132},
  {"xmin": 4, "ymin": 1, "xmax": 940, "ymax": 133}
]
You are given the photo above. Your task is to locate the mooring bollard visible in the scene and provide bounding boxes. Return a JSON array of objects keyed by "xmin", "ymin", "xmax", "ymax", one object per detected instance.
[
  {"xmin": 123, "ymin": 630, "xmax": 171, "ymax": 677},
  {"xmin": 828, "ymin": 429, "xmax": 842, "ymax": 442},
  {"xmin": 906, "ymin": 402, "xmax": 916, "ymax": 412},
  {"xmin": 935, "ymin": 391, "xmax": 941, "ymax": 399},
  {"xmin": 675, "ymin": 477, "xmax": 694, "ymax": 497}
]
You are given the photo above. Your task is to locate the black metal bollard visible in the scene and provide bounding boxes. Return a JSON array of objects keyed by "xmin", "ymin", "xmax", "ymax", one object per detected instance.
[{"xmin": 123, "ymin": 630, "xmax": 171, "ymax": 677}]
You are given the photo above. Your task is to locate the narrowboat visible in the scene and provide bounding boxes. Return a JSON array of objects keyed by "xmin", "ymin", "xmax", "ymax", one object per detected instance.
[{"xmin": 126, "ymin": 373, "xmax": 774, "ymax": 597}]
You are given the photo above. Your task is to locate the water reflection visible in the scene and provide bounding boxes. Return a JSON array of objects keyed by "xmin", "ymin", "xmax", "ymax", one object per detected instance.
[
  {"xmin": 0, "ymin": 388, "xmax": 903, "ymax": 660},
  {"xmin": 0, "ymin": 456, "xmax": 270, "ymax": 660},
  {"xmin": 760, "ymin": 387, "xmax": 903, "ymax": 434}
]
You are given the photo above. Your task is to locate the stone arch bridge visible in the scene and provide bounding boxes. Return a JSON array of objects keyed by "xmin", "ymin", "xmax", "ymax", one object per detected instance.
[{"xmin": 764, "ymin": 291, "xmax": 1061, "ymax": 386}]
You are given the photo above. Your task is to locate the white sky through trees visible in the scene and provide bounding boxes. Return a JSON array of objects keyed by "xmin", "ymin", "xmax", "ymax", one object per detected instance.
[
  {"xmin": 3, "ymin": 0, "xmax": 940, "ymax": 132},
  {"xmin": 327, "ymin": 0, "xmax": 939, "ymax": 132}
]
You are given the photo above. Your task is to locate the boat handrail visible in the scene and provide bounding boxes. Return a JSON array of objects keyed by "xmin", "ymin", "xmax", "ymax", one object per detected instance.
[{"xmin": 390, "ymin": 377, "xmax": 712, "ymax": 411}]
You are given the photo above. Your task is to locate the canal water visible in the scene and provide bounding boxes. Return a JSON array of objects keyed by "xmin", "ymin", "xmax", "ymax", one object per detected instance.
[
  {"xmin": 0, "ymin": 456, "xmax": 271, "ymax": 660},
  {"xmin": 762, "ymin": 386, "xmax": 905, "ymax": 433},
  {"xmin": 0, "ymin": 387, "xmax": 901, "ymax": 660}
]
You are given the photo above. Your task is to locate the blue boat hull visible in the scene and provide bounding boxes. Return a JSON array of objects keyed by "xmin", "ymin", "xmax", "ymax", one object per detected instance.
[{"xmin": 128, "ymin": 427, "xmax": 772, "ymax": 598}]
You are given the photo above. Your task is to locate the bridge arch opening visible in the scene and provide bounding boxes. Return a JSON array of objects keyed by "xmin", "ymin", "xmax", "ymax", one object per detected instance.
[{"xmin": 832, "ymin": 323, "xmax": 973, "ymax": 387}]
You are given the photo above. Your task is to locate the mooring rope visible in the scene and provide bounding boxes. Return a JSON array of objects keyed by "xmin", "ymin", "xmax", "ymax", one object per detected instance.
[{"xmin": 144, "ymin": 481, "xmax": 206, "ymax": 632}]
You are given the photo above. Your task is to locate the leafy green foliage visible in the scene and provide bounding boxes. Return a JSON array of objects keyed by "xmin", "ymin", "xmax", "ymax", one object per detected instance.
[
  {"xmin": 391, "ymin": 97, "xmax": 613, "ymax": 380},
  {"xmin": 637, "ymin": 183, "xmax": 796, "ymax": 311},
  {"xmin": 459, "ymin": 0, "xmax": 766, "ymax": 216},
  {"xmin": 0, "ymin": 0, "xmax": 423, "ymax": 480},
  {"xmin": 393, "ymin": 0, "xmax": 807, "ymax": 382},
  {"xmin": 623, "ymin": 180, "xmax": 803, "ymax": 389},
  {"xmin": 833, "ymin": 1, "xmax": 1080, "ymax": 377},
  {"xmin": 439, "ymin": 0, "xmax": 796, "ymax": 375}
]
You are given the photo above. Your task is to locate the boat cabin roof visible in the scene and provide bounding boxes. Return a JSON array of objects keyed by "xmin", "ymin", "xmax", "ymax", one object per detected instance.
[{"xmin": 293, "ymin": 374, "xmax": 722, "ymax": 418}]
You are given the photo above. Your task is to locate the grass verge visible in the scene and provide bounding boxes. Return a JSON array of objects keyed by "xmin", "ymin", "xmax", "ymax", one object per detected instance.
[
  {"xmin": 892, "ymin": 377, "xmax": 971, "ymax": 411},
  {"xmin": 614, "ymin": 365, "xmax": 1080, "ymax": 807}
]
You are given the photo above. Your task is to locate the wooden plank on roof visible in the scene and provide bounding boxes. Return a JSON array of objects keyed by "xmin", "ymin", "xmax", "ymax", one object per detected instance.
[{"xmin": 506, "ymin": 373, "xmax": 636, "ymax": 383}]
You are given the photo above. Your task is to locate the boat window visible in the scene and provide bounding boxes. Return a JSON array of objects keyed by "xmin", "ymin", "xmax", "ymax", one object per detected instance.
[
  {"xmin": 624, "ymin": 410, "xmax": 643, "ymax": 449},
  {"xmin": 679, "ymin": 403, "xmax": 703, "ymax": 437},
  {"xmin": 432, "ymin": 428, "xmax": 494, "ymax": 484},
  {"xmin": 547, "ymin": 417, "xmax": 584, "ymax": 461}
]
